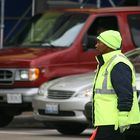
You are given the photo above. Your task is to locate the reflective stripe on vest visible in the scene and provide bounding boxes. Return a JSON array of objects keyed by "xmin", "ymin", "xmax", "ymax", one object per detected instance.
[
  {"xmin": 95, "ymin": 87, "xmax": 137, "ymax": 94},
  {"xmin": 95, "ymin": 54, "xmax": 136, "ymax": 94}
]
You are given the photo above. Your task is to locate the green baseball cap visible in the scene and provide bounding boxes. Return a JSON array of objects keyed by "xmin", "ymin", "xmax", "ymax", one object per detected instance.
[{"xmin": 97, "ymin": 30, "xmax": 122, "ymax": 50}]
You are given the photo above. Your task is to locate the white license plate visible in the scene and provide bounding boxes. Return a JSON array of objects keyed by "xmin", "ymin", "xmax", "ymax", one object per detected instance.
[
  {"xmin": 45, "ymin": 103, "xmax": 59, "ymax": 114},
  {"xmin": 7, "ymin": 94, "xmax": 22, "ymax": 103}
]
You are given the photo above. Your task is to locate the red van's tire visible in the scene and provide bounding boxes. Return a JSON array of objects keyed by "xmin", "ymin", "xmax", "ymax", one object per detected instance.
[{"xmin": 0, "ymin": 112, "xmax": 14, "ymax": 127}]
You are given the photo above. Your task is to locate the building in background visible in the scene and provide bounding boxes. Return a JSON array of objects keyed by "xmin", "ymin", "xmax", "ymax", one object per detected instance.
[
  {"xmin": 3, "ymin": 0, "xmax": 32, "ymax": 44},
  {"xmin": 1, "ymin": 0, "xmax": 140, "ymax": 47}
]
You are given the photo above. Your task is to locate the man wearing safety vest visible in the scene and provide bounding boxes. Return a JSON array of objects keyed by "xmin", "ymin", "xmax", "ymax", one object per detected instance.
[{"xmin": 92, "ymin": 30, "xmax": 140, "ymax": 140}]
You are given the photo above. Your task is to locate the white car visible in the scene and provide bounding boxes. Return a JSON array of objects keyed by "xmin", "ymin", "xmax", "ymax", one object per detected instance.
[
  {"xmin": 32, "ymin": 48, "xmax": 140, "ymax": 135},
  {"xmin": 32, "ymin": 72, "xmax": 94, "ymax": 135}
]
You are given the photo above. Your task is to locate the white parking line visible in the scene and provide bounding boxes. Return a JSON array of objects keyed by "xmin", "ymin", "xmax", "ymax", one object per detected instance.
[
  {"xmin": 0, "ymin": 129, "xmax": 93, "ymax": 135},
  {"xmin": 0, "ymin": 131, "xmax": 35, "ymax": 135},
  {"xmin": 0, "ymin": 129, "xmax": 56, "ymax": 135}
]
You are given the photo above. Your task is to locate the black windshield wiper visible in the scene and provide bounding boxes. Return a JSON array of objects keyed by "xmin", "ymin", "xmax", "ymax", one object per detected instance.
[{"xmin": 41, "ymin": 42, "xmax": 56, "ymax": 48}]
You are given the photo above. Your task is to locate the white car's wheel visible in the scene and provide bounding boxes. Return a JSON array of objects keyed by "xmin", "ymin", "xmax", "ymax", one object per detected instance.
[{"xmin": 55, "ymin": 123, "xmax": 88, "ymax": 135}]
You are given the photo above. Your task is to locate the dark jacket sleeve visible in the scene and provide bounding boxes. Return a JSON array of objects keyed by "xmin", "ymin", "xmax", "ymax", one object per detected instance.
[{"xmin": 111, "ymin": 62, "xmax": 133, "ymax": 111}]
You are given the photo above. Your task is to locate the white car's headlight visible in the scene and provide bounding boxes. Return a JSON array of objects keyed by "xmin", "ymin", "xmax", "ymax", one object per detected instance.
[
  {"xmin": 15, "ymin": 68, "xmax": 40, "ymax": 81},
  {"xmin": 75, "ymin": 87, "xmax": 92, "ymax": 98},
  {"xmin": 38, "ymin": 83, "xmax": 48, "ymax": 96}
]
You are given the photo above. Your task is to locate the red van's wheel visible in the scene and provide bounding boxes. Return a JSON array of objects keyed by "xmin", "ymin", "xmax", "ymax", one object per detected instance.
[{"xmin": 0, "ymin": 112, "xmax": 14, "ymax": 127}]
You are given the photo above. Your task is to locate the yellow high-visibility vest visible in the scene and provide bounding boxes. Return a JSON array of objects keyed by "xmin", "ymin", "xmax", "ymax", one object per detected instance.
[{"xmin": 93, "ymin": 50, "xmax": 140, "ymax": 127}]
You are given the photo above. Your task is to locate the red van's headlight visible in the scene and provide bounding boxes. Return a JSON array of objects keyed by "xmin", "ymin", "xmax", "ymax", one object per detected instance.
[{"xmin": 15, "ymin": 68, "xmax": 40, "ymax": 81}]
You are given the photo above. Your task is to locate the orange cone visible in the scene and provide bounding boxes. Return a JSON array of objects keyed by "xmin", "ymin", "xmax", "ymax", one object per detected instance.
[{"xmin": 90, "ymin": 128, "xmax": 97, "ymax": 140}]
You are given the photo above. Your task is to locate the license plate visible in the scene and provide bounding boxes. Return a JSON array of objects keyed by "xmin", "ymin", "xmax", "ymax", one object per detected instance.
[
  {"xmin": 45, "ymin": 103, "xmax": 59, "ymax": 114},
  {"xmin": 7, "ymin": 94, "xmax": 22, "ymax": 103}
]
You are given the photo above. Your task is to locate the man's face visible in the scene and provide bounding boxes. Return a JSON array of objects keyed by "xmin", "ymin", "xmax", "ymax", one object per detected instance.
[{"xmin": 95, "ymin": 40, "xmax": 109, "ymax": 54}]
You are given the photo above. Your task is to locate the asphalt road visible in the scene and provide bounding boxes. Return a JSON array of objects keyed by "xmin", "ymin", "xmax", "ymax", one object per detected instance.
[
  {"xmin": 0, "ymin": 112, "xmax": 140, "ymax": 140},
  {"xmin": 0, "ymin": 128, "xmax": 92, "ymax": 140},
  {"xmin": 0, "ymin": 112, "xmax": 92, "ymax": 140}
]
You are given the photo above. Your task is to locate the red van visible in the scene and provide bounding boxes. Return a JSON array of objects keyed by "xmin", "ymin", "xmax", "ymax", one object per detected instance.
[{"xmin": 0, "ymin": 6, "xmax": 140, "ymax": 126}]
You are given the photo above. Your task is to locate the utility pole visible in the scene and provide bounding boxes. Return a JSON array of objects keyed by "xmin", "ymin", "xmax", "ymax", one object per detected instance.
[
  {"xmin": 97, "ymin": 0, "xmax": 101, "ymax": 8},
  {"xmin": 0, "ymin": 0, "xmax": 5, "ymax": 49},
  {"xmin": 32, "ymin": 0, "xmax": 35, "ymax": 16}
]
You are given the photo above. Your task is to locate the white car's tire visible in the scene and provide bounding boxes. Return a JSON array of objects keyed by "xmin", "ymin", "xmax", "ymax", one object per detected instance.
[{"xmin": 55, "ymin": 123, "xmax": 88, "ymax": 135}]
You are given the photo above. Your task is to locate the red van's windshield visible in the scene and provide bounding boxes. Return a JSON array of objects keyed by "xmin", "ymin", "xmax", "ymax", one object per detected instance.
[{"xmin": 5, "ymin": 11, "xmax": 88, "ymax": 48}]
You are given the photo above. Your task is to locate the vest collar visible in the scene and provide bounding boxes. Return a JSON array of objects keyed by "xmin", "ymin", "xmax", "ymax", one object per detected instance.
[{"xmin": 96, "ymin": 50, "xmax": 122, "ymax": 65}]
